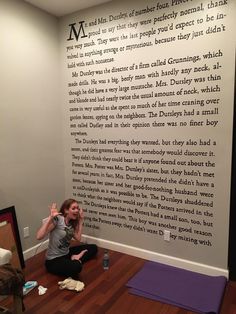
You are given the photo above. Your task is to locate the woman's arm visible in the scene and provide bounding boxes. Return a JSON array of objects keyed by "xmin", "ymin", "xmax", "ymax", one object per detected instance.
[
  {"xmin": 73, "ymin": 207, "xmax": 84, "ymax": 241},
  {"xmin": 36, "ymin": 203, "xmax": 59, "ymax": 240}
]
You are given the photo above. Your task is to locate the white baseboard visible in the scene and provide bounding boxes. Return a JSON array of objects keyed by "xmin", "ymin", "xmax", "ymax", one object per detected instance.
[
  {"xmin": 82, "ymin": 235, "xmax": 229, "ymax": 278},
  {"xmin": 23, "ymin": 239, "xmax": 49, "ymax": 260},
  {"xmin": 23, "ymin": 235, "xmax": 228, "ymax": 278}
]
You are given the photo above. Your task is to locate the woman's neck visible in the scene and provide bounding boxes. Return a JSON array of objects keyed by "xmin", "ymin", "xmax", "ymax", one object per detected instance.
[{"xmin": 64, "ymin": 216, "xmax": 70, "ymax": 225}]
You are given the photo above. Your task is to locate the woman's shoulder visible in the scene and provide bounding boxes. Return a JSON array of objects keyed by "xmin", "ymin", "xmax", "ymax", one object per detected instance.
[{"xmin": 53, "ymin": 215, "xmax": 65, "ymax": 225}]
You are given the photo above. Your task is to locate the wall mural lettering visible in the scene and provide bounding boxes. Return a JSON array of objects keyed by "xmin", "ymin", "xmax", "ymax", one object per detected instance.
[{"xmin": 61, "ymin": 0, "xmax": 234, "ymax": 268}]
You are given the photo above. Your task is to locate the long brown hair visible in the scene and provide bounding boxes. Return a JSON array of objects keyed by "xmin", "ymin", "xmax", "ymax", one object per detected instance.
[{"xmin": 60, "ymin": 198, "xmax": 79, "ymax": 229}]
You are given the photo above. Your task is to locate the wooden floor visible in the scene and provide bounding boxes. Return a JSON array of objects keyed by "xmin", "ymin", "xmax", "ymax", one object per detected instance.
[{"xmin": 1, "ymin": 248, "xmax": 236, "ymax": 313}]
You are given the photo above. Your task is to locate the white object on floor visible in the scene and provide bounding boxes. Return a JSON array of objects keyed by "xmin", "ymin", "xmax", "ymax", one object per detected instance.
[
  {"xmin": 58, "ymin": 277, "xmax": 85, "ymax": 292},
  {"xmin": 23, "ymin": 281, "xmax": 38, "ymax": 295},
  {"xmin": 38, "ymin": 285, "xmax": 47, "ymax": 295}
]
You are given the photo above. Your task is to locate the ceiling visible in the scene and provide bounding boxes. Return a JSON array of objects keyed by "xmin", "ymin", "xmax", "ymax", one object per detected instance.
[{"xmin": 23, "ymin": 0, "xmax": 112, "ymax": 17}]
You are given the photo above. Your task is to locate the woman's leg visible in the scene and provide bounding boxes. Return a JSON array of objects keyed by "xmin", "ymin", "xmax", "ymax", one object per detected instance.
[
  {"xmin": 69, "ymin": 244, "xmax": 98, "ymax": 263},
  {"xmin": 45, "ymin": 255, "xmax": 82, "ymax": 278}
]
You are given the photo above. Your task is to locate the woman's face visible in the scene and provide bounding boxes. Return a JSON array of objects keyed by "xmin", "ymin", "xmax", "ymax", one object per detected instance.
[{"xmin": 65, "ymin": 202, "xmax": 79, "ymax": 220}]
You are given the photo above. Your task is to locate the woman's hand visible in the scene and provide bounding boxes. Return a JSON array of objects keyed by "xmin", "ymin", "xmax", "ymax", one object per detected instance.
[
  {"xmin": 73, "ymin": 207, "xmax": 84, "ymax": 241},
  {"xmin": 78, "ymin": 207, "xmax": 84, "ymax": 221},
  {"xmin": 36, "ymin": 203, "xmax": 58, "ymax": 240},
  {"xmin": 50, "ymin": 203, "xmax": 61, "ymax": 218}
]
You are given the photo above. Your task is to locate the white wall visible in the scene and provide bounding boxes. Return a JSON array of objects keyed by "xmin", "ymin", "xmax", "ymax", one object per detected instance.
[
  {"xmin": 0, "ymin": 0, "xmax": 235, "ymax": 276},
  {"xmin": 59, "ymin": 0, "xmax": 236, "ymax": 276},
  {"xmin": 0, "ymin": 0, "xmax": 65, "ymax": 251}
]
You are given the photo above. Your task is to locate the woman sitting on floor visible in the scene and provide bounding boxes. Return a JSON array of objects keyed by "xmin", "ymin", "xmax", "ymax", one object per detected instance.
[{"xmin": 36, "ymin": 199, "xmax": 97, "ymax": 279}]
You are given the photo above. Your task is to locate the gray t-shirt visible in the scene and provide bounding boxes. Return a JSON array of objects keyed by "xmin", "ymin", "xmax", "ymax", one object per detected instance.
[{"xmin": 46, "ymin": 215, "xmax": 74, "ymax": 260}]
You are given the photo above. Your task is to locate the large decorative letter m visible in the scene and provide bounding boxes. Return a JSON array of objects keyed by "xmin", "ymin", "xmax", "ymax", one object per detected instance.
[{"xmin": 67, "ymin": 21, "xmax": 87, "ymax": 41}]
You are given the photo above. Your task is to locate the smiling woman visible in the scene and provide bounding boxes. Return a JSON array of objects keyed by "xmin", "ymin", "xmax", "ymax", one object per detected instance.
[{"xmin": 36, "ymin": 200, "xmax": 97, "ymax": 279}]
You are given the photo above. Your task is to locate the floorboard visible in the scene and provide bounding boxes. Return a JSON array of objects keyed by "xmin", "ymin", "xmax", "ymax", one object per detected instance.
[{"xmin": 1, "ymin": 248, "xmax": 235, "ymax": 313}]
